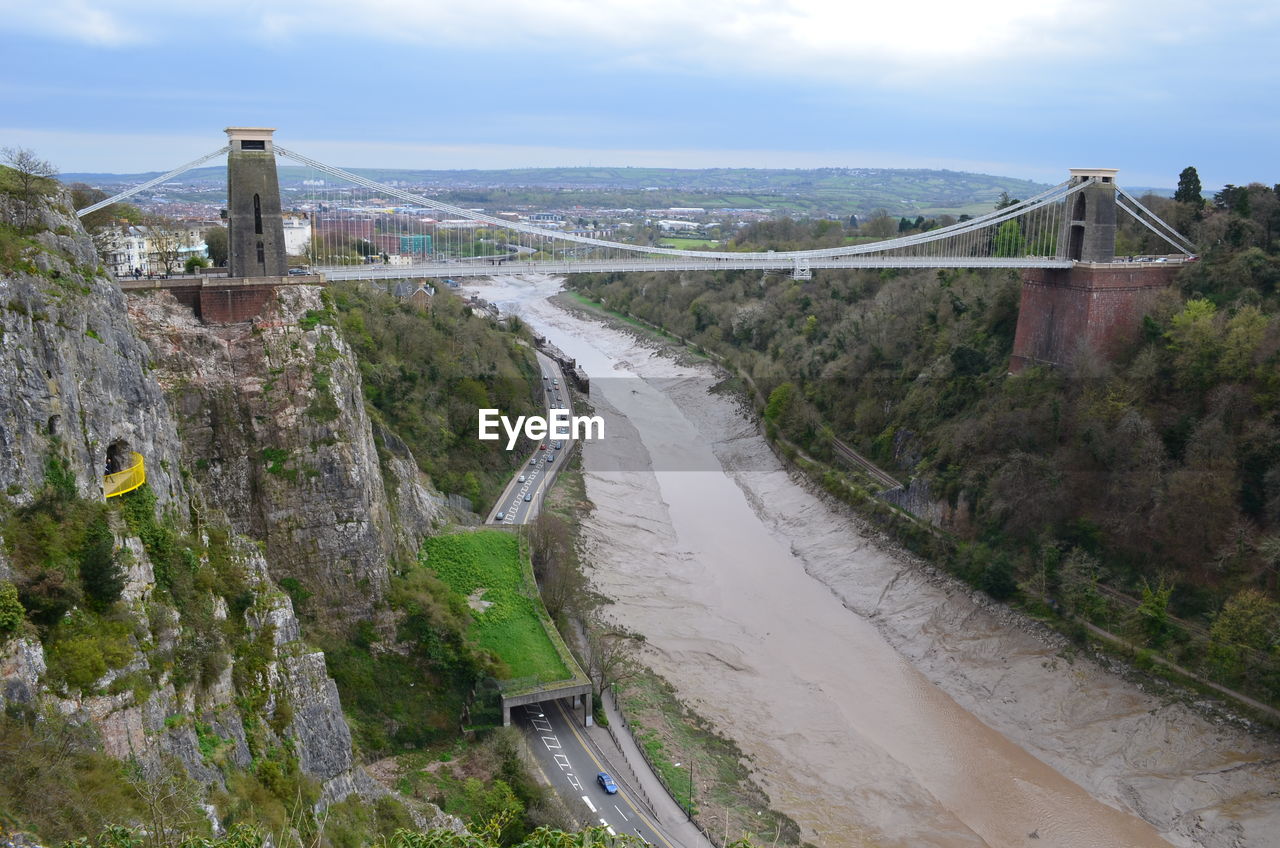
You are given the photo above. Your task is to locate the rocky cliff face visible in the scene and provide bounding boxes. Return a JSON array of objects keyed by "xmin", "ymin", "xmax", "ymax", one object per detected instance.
[
  {"xmin": 0, "ymin": 183, "xmax": 452, "ymax": 829},
  {"xmin": 126, "ymin": 285, "xmax": 445, "ymax": 622},
  {"xmin": 0, "ymin": 192, "xmax": 185, "ymax": 508}
]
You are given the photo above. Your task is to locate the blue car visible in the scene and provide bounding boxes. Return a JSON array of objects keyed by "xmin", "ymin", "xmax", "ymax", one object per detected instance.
[{"xmin": 597, "ymin": 772, "xmax": 618, "ymax": 795}]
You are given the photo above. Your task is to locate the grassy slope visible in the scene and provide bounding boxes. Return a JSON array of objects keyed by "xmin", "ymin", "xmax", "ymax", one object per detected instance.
[{"xmin": 421, "ymin": 532, "xmax": 570, "ymax": 683}]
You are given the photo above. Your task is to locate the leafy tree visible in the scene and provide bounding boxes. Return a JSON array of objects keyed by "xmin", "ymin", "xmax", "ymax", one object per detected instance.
[
  {"xmin": 1174, "ymin": 166, "xmax": 1203, "ymax": 206},
  {"xmin": 992, "ymin": 220, "xmax": 1026, "ymax": 257},
  {"xmin": 1133, "ymin": 577, "xmax": 1175, "ymax": 647},
  {"xmin": 0, "ymin": 580, "xmax": 23, "ymax": 637},
  {"xmin": 205, "ymin": 225, "xmax": 228, "ymax": 266},
  {"xmin": 184, "ymin": 254, "xmax": 209, "ymax": 275},
  {"xmin": 1207, "ymin": 589, "xmax": 1280, "ymax": 680},
  {"xmin": 1164, "ymin": 298, "xmax": 1219, "ymax": 388}
]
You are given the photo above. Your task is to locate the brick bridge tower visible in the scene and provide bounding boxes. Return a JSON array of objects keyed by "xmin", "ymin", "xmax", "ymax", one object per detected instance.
[{"xmin": 1009, "ymin": 168, "xmax": 1178, "ymax": 372}]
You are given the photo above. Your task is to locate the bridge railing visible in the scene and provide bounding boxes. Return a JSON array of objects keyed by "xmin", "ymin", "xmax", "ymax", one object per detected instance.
[{"xmin": 104, "ymin": 452, "xmax": 146, "ymax": 499}]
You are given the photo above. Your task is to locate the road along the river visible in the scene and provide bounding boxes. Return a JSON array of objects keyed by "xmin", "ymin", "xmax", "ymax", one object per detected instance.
[
  {"xmin": 486, "ymin": 350, "xmax": 574, "ymax": 525},
  {"xmin": 515, "ymin": 700, "xmax": 676, "ymax": 847},
  {"xmin": 468, "ymin": 274, "xmax": 1280, "ymax": 848}
]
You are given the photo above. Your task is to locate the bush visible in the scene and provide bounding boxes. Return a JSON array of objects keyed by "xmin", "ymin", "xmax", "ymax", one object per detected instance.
[{"xmin": 0, "ymin": 580, "xmax": 24, "ymax": 637}]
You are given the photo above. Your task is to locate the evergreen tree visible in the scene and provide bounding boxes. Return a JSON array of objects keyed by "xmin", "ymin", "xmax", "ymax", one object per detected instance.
[
  {"xmin": 1174, "ymin": 166, "xmax": 1203, "ymax": 205},
  {"xmin": 79, "ymin": 515, "xmax": 124, "ymax": 609}
]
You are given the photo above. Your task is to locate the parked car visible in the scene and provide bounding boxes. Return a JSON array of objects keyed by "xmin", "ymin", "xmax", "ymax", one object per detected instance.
[
  {"xmin": 496, "ymin": 512, "xmax": 505, "ymax": 521},
  {"xmin": 524, "ymin": 493, "xmax": 532, "ymax": 502},
  {"xmin": 597, "ymin": 773, "xmax": 618, "ymax": 795},
  {"xmin": 519, "ymin": 475, "xmax": 526, "ymax": 483}
]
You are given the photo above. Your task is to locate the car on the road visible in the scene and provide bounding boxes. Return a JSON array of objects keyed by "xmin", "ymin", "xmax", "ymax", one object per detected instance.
[
  {"xmin": 542, "ymin": 372, "xmax": 548, "ymax": 380},
  {"xmin": 524, "ymin": 493, "xmax": 532, "ymax": 502},
  {"xmin": 553, "ymin": 441, "xmax": 562, "ymax": 450},
  {"xmin": 547, "ymin": 454, "xmax": 554, "ymax": 463},
  {"xmin": 596, "ymin": 772, "xmax": 618, "ymax": 795},
  {"xmin": 287, "ymin": 267, "xmax": 309, "ymax": 276},
  {"xmin": 539, "ymin": 443, "xmax": 546, "ymax": 450},
  {"xmin": 553, "ymin": 378, "xmax": 559, "ymax": 385},
  {"xmin": 529, "ymin": 457, "xmax": 538, "ymax": 465},
  {"xmin": 496, "ymin": 512, "xmax": 505, "ymax": 521},
  {"xmin": 518, "ymin": 475, "xmax": 526, "ymax": 483}
]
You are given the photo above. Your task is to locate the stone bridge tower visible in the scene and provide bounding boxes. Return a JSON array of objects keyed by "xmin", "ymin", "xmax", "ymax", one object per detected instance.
[
  {"xmin": 1059, "ymin": 168, "xmax": 1117, "ymax": 262},
  {"xmin": 1009, "ymin": 168, "xmax": 1178, "ymax": 372},
  {"xmin": 226, "ymin": 127, "xmax": 287, "ymax": 278}
]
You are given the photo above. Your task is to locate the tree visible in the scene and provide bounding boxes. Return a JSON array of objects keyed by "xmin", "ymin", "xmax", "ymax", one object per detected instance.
[
  {"xmin": 994, "ymin": 190, "xmax": 1020, "ymax": 210},
  {"xmin": 0, "ymin": 581, "xmax": 23, "ymax": 638},
  {"xmin": 1207, "ymin": 588, "xmax": 1280, "ymax": 681},
  {"xmin": 204, "ymin": 225, "xmax": 228, "ymax": 266},
  {"xmin": 862, "ymin": 208, "xmax": 896, "ymax": 238},
  {"xmin": 2, "ymin": 146, "xmax": 58, "ymax": 228},
  {"xmin": 1133, "ymin": 577, "xmax": 1175, "ymax": 647},
  {"xmin": 79, "ymin": 516, "xmax": 124, "ymax": 610},
  {"xmin": 586, "ymin": 617, "xmax": 641, "ymax": 694},
  {"xmin": 184, "ymin": 254, "xmax": 209, "ymax": 274},
  {"xmin": 1174, "ymin": 166, "xmax": 1203, "ymax": 206},
  {"xmin": 69, "ymin": 182, "xmax": 142, "ymax": 266},
  {"xmin": 142, "ymin": 214, "xmax": 188, "ymax": 275},
  {"xmin": 992, "ymin": 219, "xmax": 1026, "ymax": 257}
]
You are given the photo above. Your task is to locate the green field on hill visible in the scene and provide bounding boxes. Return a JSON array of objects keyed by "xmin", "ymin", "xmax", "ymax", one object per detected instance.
[{"xmin": 420, "ymin": 531, "xmax": 570, "ymax": 683}]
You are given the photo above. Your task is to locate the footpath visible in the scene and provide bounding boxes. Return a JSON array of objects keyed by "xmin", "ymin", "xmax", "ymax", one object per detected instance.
[{"xmin": 579, "ymin": 689, "xmax": 713, "ymax": 848}]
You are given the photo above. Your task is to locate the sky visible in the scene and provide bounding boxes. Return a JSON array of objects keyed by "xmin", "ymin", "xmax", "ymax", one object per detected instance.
[{"xmin": 0, "ymin": 0, "xmax": 1275, "ymax": 188}]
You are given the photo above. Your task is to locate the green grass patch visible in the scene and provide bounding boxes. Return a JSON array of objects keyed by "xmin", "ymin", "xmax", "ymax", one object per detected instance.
[
  {"xmin": 659, "ymin": 238, "xmax": 720, "ymax": 249},
  {"xmin": 420, "ymin": 531, "xmax": 570, "ymax": 684}
]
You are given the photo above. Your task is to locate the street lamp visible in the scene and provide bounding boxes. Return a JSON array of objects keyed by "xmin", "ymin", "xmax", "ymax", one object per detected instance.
[{"xmin": 672, "ymin": 760, "xmax": 693, "ymax": 820}]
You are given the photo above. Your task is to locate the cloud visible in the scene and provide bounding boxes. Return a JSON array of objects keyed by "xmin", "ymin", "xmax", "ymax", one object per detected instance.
[
  {"xmin": 5, "ymin": 0, "xmax": 1262, "ymax": 84},
  {"xmin": 0, "ymin": 0, "xmax": 138, "ymax": 46}
]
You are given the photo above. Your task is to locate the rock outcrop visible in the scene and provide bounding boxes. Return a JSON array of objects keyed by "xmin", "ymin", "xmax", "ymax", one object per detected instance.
[
  {"xmin": 0, "ymin": 192, "xmax": 185, "ymax": 507},
  {"xmin": 127, "ymin": 286, "xmax": 445, "ymax": 622},
  {"xmin": 0, "ymin": 183, "xmax": 452, "ymax": 828}
]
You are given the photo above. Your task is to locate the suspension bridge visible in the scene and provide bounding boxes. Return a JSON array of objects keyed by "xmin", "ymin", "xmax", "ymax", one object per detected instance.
[
  {"xmin": 77, "ymin": 128, "xmax": 1196, "ymax": 283},
  {"xmin": 77, "ymin": 128, "xmax": 1196, "ymax": 371}
]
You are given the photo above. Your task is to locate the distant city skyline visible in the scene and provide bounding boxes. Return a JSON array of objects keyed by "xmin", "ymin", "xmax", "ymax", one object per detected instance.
[{"xmin": 1, "ymin": 0, "xmax": 1275, "ymax": 189}]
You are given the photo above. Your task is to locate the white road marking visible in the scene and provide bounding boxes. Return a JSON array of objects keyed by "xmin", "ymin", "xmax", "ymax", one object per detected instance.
[
  {"xmin": 553, "ymin": 754, "xmax": 571, "ymax": 770},
  {"xmin": 532, "ymin": 719, "xmax": 552, "ymax": 732},
  {"xmin": 541, "ymin": 736, "xmax": 560, "ymax": 750},
  {"xmin": 614, "ymin": 805, "xmax": 629, "ymax": 821},
  {"xmin": 567, "ymin": 774, "xmax": 581, "ymax": 790},
  {"xmin": 599, "ymin": 821, "xmax": 616, "ymax": 837},
  {"xmin": 582, "ymin": 796, "xmax": 597, "ymax": 813}
]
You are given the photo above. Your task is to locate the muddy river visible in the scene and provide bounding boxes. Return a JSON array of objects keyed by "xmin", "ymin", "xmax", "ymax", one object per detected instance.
[{"xmin": 468, "ymin": 274, "xmax": 1279, "ymax": 848}]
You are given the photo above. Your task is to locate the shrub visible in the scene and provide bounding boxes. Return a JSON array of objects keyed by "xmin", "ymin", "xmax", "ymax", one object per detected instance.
[{"xmin": 0, "ymin": 580, "xmax": 24, "ymax": 637}]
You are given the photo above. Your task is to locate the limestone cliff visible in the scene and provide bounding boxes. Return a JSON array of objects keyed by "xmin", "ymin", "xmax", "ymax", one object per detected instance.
[
  {"xmin": 0, "ymin": 192, "xmax": 185, "ymax": 508},
  {"xmin": 0, "ymin": 180, "xmax": 454, "ymax": 833},
  {"xmin": 126, "ymin": 285, "xmax": 446, "ymax": 622}
]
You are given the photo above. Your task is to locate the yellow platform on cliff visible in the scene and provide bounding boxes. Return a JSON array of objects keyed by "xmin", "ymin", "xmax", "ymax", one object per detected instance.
[{"xmin": 104, "ymin": 452, "xmax": 146, "ymax": 498}]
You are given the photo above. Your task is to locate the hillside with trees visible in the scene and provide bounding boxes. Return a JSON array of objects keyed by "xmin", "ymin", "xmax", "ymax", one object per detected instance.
[{"xmin": 568, "ymin": 173, "xmax": 1280, "ymax": 707}]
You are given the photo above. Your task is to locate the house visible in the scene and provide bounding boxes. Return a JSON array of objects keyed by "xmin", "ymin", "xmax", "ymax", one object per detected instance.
[{"xmin": 392, "ymin": 281, "xmax": 436, "ymax": 311}]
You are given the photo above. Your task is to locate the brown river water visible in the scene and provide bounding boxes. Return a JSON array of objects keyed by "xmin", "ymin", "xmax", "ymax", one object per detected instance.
[{"xmin": 468, "ymin": 275, "xmax": 1279, "ymax": 848}]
